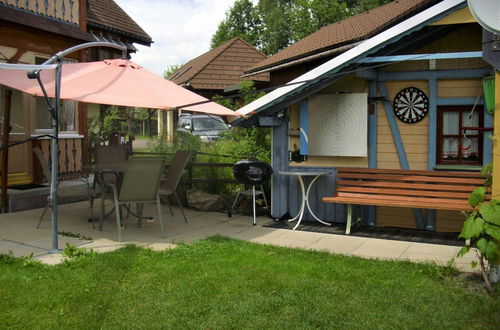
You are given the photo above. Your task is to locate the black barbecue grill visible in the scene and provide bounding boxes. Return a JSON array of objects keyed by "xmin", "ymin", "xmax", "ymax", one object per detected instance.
[{"xmin": 229, "ymin": 159, "xmax": 273, "ymax": 225}]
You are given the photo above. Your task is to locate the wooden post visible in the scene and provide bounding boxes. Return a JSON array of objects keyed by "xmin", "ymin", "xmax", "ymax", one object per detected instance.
[
  {"xmin": 1, "ymin": 89, "xmax": 12, "ymax": 213},
  {"xmin": 492, "ymin": 71, "xmax": 500, "ymax": 199}
]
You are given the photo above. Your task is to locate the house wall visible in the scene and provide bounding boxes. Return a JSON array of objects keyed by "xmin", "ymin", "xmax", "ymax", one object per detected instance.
[
  {"xmin": 0, "ymin": 18, "xmax": 86, "ymax": 185},
  {"xmin": 271, "ymin": 23, "xmax": 492, "ymax": 233}
]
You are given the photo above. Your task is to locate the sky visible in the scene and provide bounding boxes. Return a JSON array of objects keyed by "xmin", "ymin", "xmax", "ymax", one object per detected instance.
[{"xmin": 114, "ymin": 0, "xmax": 237, "ymax": 77}]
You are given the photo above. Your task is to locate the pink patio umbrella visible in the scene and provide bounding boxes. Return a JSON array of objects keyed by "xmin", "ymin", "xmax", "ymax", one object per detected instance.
[
  {"xmin": 0, "ymin": 58, "xmax": 239, "ymax": 119},
  {"xmin": 0, "ymin": 53, "xmax": 238, "ymax": 252}
]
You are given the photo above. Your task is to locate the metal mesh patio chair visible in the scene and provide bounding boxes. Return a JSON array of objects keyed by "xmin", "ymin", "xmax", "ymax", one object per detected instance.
[
  {"xmin": 90, "ymin": 145, "xmax": 128, "ymax": 227},
  {"xmin": 33, "ymin": 147, "xmax": 93, "ymax": 228},
  {"xmin": 159, "ymin": 150, "xmax": 191, "ymax": 223},
  {"xmin": 107, "ymin": 157, "xmax": 165, "ymax": 242}
]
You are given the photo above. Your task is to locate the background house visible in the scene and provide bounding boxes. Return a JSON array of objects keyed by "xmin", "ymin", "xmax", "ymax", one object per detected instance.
[
  {"xmin": 235, "ymin": 0, "xmax": 497, "ymax": 233},
  {"xmin": 161, "ymin": 37, "xmax": 269, "ymax": 141},
  {"xmin": 244, "ymin": 0, "xmax": 443, "ymax": 87},
  {"xmin": 0, "ymin": 0, "xmax": 151, "ymax": 191}
]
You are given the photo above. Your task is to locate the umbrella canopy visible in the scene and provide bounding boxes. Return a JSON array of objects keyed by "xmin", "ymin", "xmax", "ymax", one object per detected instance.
[{"xmin": 0, "ymin": 59, "xmax": 239, "ymax": 119}]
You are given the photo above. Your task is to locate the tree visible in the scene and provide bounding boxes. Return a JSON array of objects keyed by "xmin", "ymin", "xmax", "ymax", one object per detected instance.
[
  {"xmin": 163, "ymin": 64, "xmax": 183, "ymax": 79},
  {"xmin": 211, "ymin": 0, "xmax": 392, "ymax": 55},
  {"xmin": 289, "ymin": 0, "xmax": 349, "ymax": 43},
  {"xmin": 211, "ymin": 0, "xmax": 261, "ymax": 49}
]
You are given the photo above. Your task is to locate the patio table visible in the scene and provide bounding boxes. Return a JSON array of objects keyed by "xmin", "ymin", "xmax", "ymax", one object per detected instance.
[{"xmin": 279, "ymin": 171, "xmax": 332, "ymax": 230}]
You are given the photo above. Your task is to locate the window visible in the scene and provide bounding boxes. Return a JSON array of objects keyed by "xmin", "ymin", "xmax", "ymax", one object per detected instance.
[
  {"xmin": 178, "ymin": 117, "xmax": 191, "ymax": 128},
  {"xmin": 34, "ymin": 57, "xmax": 76, "ymax": 132},
  {"xmin": 437, "ymin": 106, "xmax": 483, "ymax": 165},
  {"xmin": 35, "ymin": 97, "xmax": 76, "ymax": 132}
]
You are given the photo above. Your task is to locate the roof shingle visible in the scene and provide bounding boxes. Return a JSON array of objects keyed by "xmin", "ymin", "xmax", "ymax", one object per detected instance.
[
  {"xmin": 170, "ymin": 37, "xmax": 269, "ymax": 90},
  {"xmin": 87, "ymin": 0, "xmax": 152, "ymax": 45},
  {"xmin": 247, "ymin": 0, "xmax": 441, "ymax": 74}
]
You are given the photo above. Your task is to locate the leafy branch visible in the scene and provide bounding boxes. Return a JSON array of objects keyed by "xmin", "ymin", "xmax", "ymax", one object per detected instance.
[{"xmin": 457, "ymin": 164, "xmax": 499, "ymax": 293}]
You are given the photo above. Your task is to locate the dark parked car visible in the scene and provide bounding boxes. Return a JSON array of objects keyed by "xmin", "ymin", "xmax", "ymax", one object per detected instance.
[{"xmin": 177, "ymin": 114, "xmax": 230, "ymax": 142}]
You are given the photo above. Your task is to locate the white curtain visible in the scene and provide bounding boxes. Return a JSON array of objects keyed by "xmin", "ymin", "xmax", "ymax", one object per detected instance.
[{"xmin": 441, "ymin": 111, "xmax": 479, "ymax": 161}]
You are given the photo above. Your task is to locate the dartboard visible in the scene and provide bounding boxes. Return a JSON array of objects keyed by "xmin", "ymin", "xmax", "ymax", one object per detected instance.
[{"xmin": 392, "ymin": 87, "xmax": 429, "ymax": 123}]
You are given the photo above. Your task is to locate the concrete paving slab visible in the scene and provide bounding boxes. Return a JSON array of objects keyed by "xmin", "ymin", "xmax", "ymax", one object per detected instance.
[
  {"xmin": 251, "ymin": 229, "xmax": 324, "ymax": 249},
  {"xmin": 309, "ymin": 235, "xmax": 367, "ymax": 255},
  {"xmin": 2, "ymin": 243, "xmax": 48, "ymax": 258},
  {"xmin": 148, "ymin": 242, "xmax": 177, "ymax": 251},
  {"xmin": 35, "ymin": 253, "xmax": 65, "ymax": 265},
  {"xmin": 352, "ymin": 238, "xmax": 412, "ymax": 259},
  {"xmin": 0, "ymin": 200, "xmax": 481, "ymax": 272},
  {"xmin": 1, "ymin": 228, "xmax": 48, "ymax": 243}
]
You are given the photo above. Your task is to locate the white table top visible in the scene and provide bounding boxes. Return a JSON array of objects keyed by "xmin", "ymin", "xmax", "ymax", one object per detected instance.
[{"xmin": 279, "ymin": 171, "xmax": 331, "ymax": 176}]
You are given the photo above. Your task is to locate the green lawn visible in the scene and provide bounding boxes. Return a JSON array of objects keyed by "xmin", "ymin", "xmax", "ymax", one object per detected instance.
[{"xmin": 1, "ymin": 236, "xmax": 498, "ymax": 329}]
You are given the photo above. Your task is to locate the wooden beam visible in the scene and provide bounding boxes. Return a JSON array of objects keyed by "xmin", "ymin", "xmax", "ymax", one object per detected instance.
[
  {"xmin": 1, "ymin": 89, "xmax": 12, "ymax": 213},
  {"xmin": 484, "ymin": 107, "xmax": 493, "ymax": 165},
  {"xmin": 492, "ymin": 71, "xmax": 500, "ymax": 200}
]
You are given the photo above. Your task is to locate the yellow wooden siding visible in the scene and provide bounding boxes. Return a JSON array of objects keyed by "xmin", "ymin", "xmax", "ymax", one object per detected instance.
[
  {"xmin": 434, "ymin": 210, "xmax": 465, "ymax": 232},
  {"xmin": 438, "ymin": 79, "xmax": 483, "ymax": 98},
  {"xmin": 374, "ymin": 75, "xmax": 482, "ymax": 231},
  {"xmin": 376, "ymin": 207, "xmax": 418, "ymax": 229},
  {"xmin": 376, "ymin": 80, "xmax": 429, "ymax": 171},
  {"xmin": 430, "ymin": 7, "xmax": 476, "ymax": 26}
]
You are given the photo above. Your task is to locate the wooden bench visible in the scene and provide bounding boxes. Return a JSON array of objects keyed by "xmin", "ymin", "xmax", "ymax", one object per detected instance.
[{"xmin": 322, "ymin": 167, "xmax": 489, "ymax": 234}]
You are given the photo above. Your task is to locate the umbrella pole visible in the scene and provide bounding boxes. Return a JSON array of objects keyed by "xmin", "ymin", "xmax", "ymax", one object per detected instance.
[{"xmin": 49, "ymin": 63, "xmax": 61, "ymax": 252}]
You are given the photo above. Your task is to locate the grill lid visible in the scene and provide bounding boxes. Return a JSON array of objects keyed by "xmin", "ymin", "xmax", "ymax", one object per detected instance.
[{"xmin": 233, "ymin": 159, "xmax": 273, "ymax": 185}]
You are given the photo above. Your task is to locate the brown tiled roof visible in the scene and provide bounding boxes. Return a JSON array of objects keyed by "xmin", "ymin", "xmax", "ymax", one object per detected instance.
[
  {"xmin": 247, "ymin": 0, "xmax": 440, "ymax": 74},
  {"xmin": 169, "ymin": 37, "xmax": 269, "ymax": 90},
  {"xmin": 87, "ymin": 0, "xmax": 152, "ymax": 45}
]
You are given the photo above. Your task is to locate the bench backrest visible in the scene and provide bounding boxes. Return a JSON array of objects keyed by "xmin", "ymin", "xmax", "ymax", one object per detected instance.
[{"xmin": 334, "ymin": 168, "xmax": 490, "ymax": 210}]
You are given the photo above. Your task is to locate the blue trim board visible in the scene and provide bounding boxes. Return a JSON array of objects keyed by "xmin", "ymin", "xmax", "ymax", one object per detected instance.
[
  {"xmin": 378, "ymin": 82, "xmax": 426, "ymax": 230},
  {"xmin": 377, "ymin": 83, "xmax": 410, "ymax": 169},
  {"xmin": 299, "ymin": 99, "xmax": 309, "ymax": 155},
  {"xmin": 358, "ymin": 51, "xmax": 483, "ymax": 63},
  {"xmin": 427, "ymin": 78, "xmax": 437, "ymax": 231}
]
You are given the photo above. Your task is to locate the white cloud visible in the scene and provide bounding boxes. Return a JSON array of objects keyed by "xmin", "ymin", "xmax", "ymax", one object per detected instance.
[{"xmin": 114, "ymin": 0, "xmax": 236, "ymax": 76}]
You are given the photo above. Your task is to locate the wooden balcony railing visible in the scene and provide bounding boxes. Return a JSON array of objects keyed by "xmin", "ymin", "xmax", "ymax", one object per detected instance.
[{"xmin": 0, "ymin": 0, "xmax": 80, "ymax": 25}]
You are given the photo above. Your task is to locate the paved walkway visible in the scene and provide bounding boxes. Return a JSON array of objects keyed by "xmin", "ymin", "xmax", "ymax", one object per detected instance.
[{"xmin": 0, "ymin": 200, "xmax": 478, "ymax": 271}]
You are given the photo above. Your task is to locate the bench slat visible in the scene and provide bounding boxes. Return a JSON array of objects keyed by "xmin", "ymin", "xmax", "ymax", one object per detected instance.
[
  {"xmin": 335, "ymin": 179, "xmax": 488, "ymax": 193},
  {"xmin": 336, "ymin": 172, "xmax": 485, "ymax": 185},
  {"xmin": 336, "ymin": 186, "xmax": 474, "ymax": 199},
  {"xmin": 337, "ymin": 167, "xmax": 483, "ymax": 178},
  {"xmin": 323, "ymin": 196, "xmax": 472, "ymax": 211},
  {"xmin": 334, "ymin": 192, "xmax": 471, "ymax": 207}
]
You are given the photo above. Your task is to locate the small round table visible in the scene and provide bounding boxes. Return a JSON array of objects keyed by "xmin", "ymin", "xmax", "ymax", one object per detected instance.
[{"xmin": 279, "ymin": 171, "xmax": 332, "ymax": 230}]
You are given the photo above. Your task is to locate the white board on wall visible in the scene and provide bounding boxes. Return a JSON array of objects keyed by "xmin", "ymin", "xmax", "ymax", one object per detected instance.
[{"xmin": 308, "ymin": 93, "xmax": 367, "ymax": 157}]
